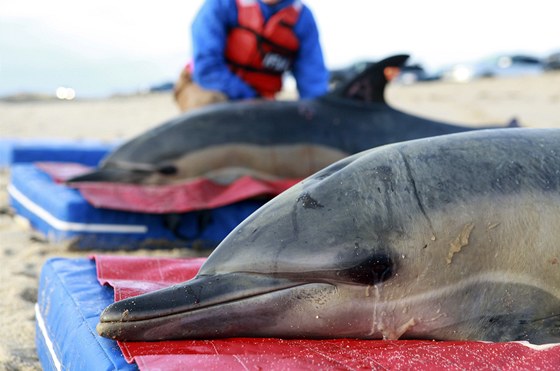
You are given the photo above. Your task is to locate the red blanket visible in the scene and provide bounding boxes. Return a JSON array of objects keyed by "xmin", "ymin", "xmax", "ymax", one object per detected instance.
[
  {"xmin": 37, "ymin": 162, "xmax": 299, "ymax": 214},
  {"xmin": 94, "ymin": 255, "xmax": 560, "ymax": 370}
]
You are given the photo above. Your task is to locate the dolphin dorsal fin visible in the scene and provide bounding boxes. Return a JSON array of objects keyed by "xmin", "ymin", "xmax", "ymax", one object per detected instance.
[
  {"xmin": 507, "ymin": 117, "xmax": 521, "ymax": 128},
  {"xmin": 327, "ymin": 54, "xmax": 409, "ymax": 104}
]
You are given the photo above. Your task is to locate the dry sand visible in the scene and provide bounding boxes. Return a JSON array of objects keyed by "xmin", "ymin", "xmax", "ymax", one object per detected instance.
[{"xmin": 1, "ymin": 73, "xmax": 560, "ymax": 370}]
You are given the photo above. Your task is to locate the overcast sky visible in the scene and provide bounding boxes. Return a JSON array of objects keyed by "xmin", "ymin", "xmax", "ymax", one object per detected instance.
[{"xmin": 1, "ymin": 0, "xmax": 558, "ymax": 97}]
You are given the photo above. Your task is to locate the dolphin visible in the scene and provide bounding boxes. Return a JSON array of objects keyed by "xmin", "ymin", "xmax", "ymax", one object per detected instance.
[
  {"xmin": 97, "ymin": 128, "xmax": 559, "ymax": 344},
  {"xmin": 69, "ymin": 55, "xmax": 515, "ymax": 185}
]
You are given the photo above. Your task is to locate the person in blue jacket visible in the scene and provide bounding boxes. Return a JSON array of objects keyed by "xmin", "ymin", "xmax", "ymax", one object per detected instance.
[{"xmin": 174, "ymin": 0, "xmax": 329, "ymax": 111}]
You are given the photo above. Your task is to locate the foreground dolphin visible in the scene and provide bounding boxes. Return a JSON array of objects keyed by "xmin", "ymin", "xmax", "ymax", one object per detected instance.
[
  {"xmin": 69, "ymin": 55, "xmax": 514, "ymax": 185},
  {"xmin": 98, "ymin": 128, "xmax": 559, "ymax": 344}
]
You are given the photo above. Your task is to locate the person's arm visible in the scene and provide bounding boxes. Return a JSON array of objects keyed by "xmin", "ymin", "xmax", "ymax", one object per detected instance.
[
  {"xmin": 191, "ymin": 0, "xmax": 258, "ymax": 99},
  {"xmin": 291, "ymin": 6, "xmax": 329, "ymax": 99}
]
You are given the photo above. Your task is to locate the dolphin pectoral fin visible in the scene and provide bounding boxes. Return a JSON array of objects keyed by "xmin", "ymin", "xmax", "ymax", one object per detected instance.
[
  {"xmin": 97, "ymin": 273, "xmax": 307, "ymax": 341},
  {"xmin": 521, "ymin": 313, "xmax": 560, "ymax": 344},
  {"xmin": 483, "ymin": 312, "xmax": 560, "ymax": 344},
  {"xmin": 422, "ymin": 312, "xmax": 560, "ymax": 345}
]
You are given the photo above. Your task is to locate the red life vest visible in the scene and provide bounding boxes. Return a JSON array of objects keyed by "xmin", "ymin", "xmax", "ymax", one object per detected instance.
[{"xmin": 225, "ymin": 0, "xmax": 301, "ymax": 98}]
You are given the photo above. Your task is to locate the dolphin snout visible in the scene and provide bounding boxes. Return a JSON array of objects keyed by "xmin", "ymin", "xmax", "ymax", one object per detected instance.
[{"xmin": 97, "ymin": 273, "xmax": 311, "ymax": 341}]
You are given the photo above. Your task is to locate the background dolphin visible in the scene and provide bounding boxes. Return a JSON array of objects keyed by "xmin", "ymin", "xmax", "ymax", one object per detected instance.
[
  {"xmin": 98, "ymin": 128, "xmax": 559, "ymax": 344},
  {"xmin": 69, "ymin": 55, "xmax": 515, "ymax": 185}
]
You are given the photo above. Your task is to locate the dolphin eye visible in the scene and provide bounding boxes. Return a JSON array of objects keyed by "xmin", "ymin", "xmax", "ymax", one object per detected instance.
[
  {"xmin": 158, "ymin": 165, "xmax": 178, "ymax": 175},
  {"xmin": 342, "ymin": 254, "xmax": 394, "ymax": 285}
]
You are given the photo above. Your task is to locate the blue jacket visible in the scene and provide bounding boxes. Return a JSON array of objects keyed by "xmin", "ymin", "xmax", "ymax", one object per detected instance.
[{"xmin": 191, "ymin": 0, "xmax": 329, "ymax": 99}]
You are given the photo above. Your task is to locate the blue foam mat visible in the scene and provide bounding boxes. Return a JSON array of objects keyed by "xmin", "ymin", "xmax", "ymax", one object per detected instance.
[
  {"xmin": 9, "ymin": 164, "xmax": 263, "ymax": 249},
  {"xmin": 36, "ymin": 258, "xmax": 137, "ymax": 371},
  {"xmin": 0, "ymin": 138, "xmax": 116, "ymax": 167}
]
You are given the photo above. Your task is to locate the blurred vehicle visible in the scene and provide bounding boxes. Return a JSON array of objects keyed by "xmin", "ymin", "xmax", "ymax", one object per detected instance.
[
  {"xmin": 149, "ymin": 81, "xmax": 175, "ymax": 92},
  {"xmin": 393, "ymin": 64, "xmax": 429, "ymax": 85},
  {"xmin": 544, "ymin": 52, "xmax": 560, "ymax": 70},
  {"xmin": 442, "ymin": 54, "xmax": 544, "ymax": 82}
]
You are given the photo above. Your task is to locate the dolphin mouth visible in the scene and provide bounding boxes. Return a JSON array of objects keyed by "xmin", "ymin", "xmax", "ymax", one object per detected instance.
[
  {"xmin": 97, "ymin": 272, "xmax": 329, "ymax": 341},
  {"xmin": 66, "ymin": 167, "xmax": 151, "ymax": 184}
]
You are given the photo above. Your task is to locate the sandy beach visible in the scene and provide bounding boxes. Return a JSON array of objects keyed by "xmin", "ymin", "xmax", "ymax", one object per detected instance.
[{"xmin": 1, "ymin": 73, "xmax": 560, "ymax": 370}]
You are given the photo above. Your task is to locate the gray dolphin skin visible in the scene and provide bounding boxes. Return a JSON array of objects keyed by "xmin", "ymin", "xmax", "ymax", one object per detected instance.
[
  {"xmin": 68, "ymin": 55, "xmax": 514, "ymax": 185},
  {"xmin": 98, "ymin": 128, "xmax": 559, "ymax": 344}
]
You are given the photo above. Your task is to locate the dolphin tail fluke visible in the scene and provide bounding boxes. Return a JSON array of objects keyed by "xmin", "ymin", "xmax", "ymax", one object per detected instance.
[{"xmin": 327, "ymin": 54, "xmax": 409, "ymax": 104}]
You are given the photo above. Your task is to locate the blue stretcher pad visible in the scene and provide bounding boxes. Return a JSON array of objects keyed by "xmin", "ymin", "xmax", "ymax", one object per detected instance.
[
  {"xmin": 8, "ymin": 164, "xmax": 263, "ymax": 249},
  {"xmin": 36, "ymin": 257, "xmax": 137, "ymax": 371},
  {"xmin": 0, "ymin": 138, "xmax": 116, "ymax": 167}
]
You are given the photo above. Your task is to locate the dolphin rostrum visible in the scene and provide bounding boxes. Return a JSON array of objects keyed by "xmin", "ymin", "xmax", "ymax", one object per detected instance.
[
  {"xmin": 97, "ymin": 128, "xmax": 559, "ymax": 344},
  {"xmin": 69, "ymin": 55, "xmax": 515, "ymax": 185}
]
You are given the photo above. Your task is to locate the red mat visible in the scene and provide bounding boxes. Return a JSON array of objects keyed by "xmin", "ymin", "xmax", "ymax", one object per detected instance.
[
  {"xmin": 37, "ymin": 162, "xmax": 299, "ymax": 214},
  {"xmin": 94, "ymin": 255, "xmax": 560, "ymax": 370}
]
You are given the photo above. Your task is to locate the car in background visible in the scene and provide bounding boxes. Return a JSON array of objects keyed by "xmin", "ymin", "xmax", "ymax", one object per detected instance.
[
  {"xmin": 441, "ymin": 54, "xmax": 544, "ymax": 82},
  {"xmin": 544, "ymin": 52, "xmax": 560, "ymax": 70},
  {"xmin": 149, "ymin": 81, "xmax": 175, "ymax": 93},
  {"xmin": 393, "ymin": 64, "xmax": 432, "ymax": 85}
]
